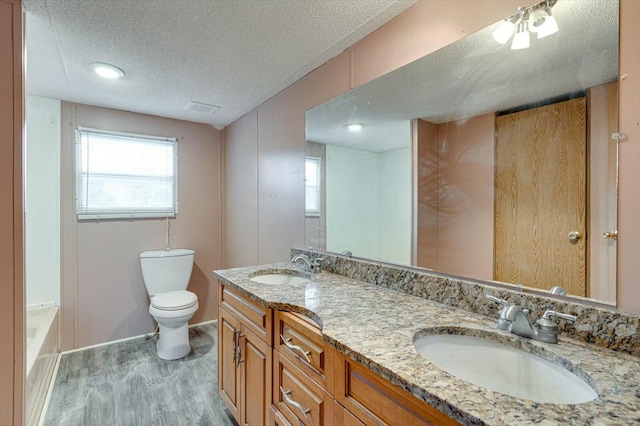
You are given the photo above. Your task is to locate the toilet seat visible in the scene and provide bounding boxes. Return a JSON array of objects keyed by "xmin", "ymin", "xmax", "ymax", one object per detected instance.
[{"xmin": 151, "ymin": 290, "xmax": 198, "ymax": 311}]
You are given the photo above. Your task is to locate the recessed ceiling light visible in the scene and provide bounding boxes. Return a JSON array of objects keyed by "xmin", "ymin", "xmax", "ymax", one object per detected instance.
[
  {"xmin": 346, "ymin": 123, "xmax": 363, "ymax": 132},
  {"xmin": 89, "ymin": 62, "xmax": 125, "ymax": 79}
]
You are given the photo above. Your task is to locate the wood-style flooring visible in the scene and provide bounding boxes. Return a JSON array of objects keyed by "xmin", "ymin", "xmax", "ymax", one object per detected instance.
[{"xmin": 43, "ymin": 322, "xmax": 236, "ymax": 426}]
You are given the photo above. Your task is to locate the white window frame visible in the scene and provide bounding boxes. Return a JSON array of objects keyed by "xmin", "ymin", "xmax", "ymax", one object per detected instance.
[
  {"xmin": 75, "ymin": 126, "xmax": 179, "ymax": 220},
  {"xmin": 305, "ymin": 156, "xmax": 321, "ymax": 217}
]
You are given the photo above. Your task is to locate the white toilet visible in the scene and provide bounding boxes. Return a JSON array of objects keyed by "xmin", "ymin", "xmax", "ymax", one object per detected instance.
[{"xmin": 140, "ymin": 248, "xmax": 199, "ymax": 360}]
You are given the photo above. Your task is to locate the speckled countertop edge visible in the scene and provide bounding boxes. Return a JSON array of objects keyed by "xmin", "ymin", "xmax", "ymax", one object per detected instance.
[{"xmin": 214, "ymin": 263, "xmax": 640, "ymax": 426}]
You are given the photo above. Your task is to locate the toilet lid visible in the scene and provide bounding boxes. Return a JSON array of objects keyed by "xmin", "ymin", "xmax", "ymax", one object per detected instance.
[{"xmin": 151, "ymin": 290, "xmax": 198, "ymax": 310}]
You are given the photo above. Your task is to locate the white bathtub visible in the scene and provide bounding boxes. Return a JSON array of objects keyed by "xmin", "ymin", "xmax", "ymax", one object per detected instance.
[{"xmin": 26, "ymin": 306, "xmax": 59, "ymax": 426}]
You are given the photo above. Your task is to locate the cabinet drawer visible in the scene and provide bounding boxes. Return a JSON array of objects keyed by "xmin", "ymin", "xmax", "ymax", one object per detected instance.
[
  {"xmin": 334, "ymin": 353, "xmax": 460, "ymax": 426},
  {"xmin": 219, "ymin": 281, "xmax": 272, "ymax": 345},
  {"xmin": 273, "ymin": 351, "xmax": 333, "ymax": 426},
  {"xmin": 334, "ymin": 400, "xmax": 365, "ymax": 426},
  {"xmin": 269, "ymin": 405, "xmax": 293, "ymax": 426},
  {"xmin": 275, "ymin": 311, "xmax": 329, "ymax": 388}
]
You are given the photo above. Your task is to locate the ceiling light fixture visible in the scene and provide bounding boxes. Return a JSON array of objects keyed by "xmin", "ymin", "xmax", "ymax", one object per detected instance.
[
  {"xmin": 530, "ymin": 3, "xmax": 559, "ymax": 39},
  {"xmin": 511, "ymin": 19, "xmax": 530, "ymax": 50},
  {"xmin": 346, "ymin": 123, "xmax": 363, "ymax": 132},
  {"xmin": 492, "ymin": 0, "xmax": 559, "ymax": 50},
  {"xmin": 492, "ymin": 18, "xmax": 517, "ymax": 44},
  {"xmin": 89, "ymin": 62, "xmax": 125, "ymax": 79}
]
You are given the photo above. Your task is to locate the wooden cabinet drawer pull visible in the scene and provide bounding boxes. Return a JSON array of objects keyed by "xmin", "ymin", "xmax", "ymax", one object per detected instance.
[
  {"xmin": 280, "ymin": 386, "xmax": 311, "ymax": 422},
  {"xmin": 280, "ymin": 334, "xmax": 312, "ymax": 363},
  {"xmin": 236, "ymin": 333, "xmax": 245, "ymax": 365},
  {"xmin": 232, "ymin": 329, "xmax": 239, "ymax": 364}
]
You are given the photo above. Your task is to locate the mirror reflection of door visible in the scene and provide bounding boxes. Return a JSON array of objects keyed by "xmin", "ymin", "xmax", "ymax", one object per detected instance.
[{"xmin": 495, "ymin": 97, "xmax": 587, "ymax": 295}]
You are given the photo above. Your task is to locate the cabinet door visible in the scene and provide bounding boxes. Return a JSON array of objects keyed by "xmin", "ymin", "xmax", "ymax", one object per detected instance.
[
  {"xmin": 240, "ymin": 326, "xmax": 272, "ymax": 426},
  {"xmin": 219, "ymin": 308, "xmax": 241, "ymax": 421}
]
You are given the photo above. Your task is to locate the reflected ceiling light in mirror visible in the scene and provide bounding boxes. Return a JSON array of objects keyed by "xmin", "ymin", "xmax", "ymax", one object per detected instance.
[
  {"xmin": 89, "ymin": 62, "xmax": 125, "ymax": 79},
  {"xmin": 346, "ymin": 123, "xmax": 363, "ymax": 132},
  {"xmin": 493, "ymin": 0, "xmax": 559, "ymax": 49},
  {"xmin": 492, "ymin": 18, "xmax": 517, "ymax": 44},
  {"xmin": 511, "ymin": 19, "xmax": 530, "ymax": 50},
  {"xmin": 530, "ymin": 2, "xmax": 559, "ymax": 38}
]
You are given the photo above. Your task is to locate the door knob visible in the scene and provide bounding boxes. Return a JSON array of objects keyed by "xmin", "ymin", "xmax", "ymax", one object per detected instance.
[
  {"xmin": 602, "ymin": 230, "xmax": 618, "ymax": 240},
  {"xmin": 568, "ymin": 231, "xmax": 582, "ymax": 244}
]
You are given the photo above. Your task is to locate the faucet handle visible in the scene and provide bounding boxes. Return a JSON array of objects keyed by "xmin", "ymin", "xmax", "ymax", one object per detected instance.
[
  {"xmin": 311, "ymin": 257, "xmax": 324, "ymax": 273},
  {"xmin": 535, "ymin": 310, "xmax": 577, "ymax": 343},
  {"xmin": 486, "ymin": 295, "xmax": 512, "ymax": 331},
  {"xmin": 486, "ymin": 295, "xmax": 509, "ymax": 308},
  {"xmin": 541, "ymin": 310, "xmax": 577, "ymax": 323}
]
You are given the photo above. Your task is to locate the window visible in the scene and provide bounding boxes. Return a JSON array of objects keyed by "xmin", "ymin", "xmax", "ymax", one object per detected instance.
[
  {"xmin": 305, "ymin": 156, "xmax": 321, "ymax": 216},
  {"xmin": 75, "ymin": 127, "xmax": 178, "ymax": 220}
]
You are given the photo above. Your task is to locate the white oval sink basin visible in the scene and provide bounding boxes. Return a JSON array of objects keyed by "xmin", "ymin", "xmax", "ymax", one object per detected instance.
[
  {"xmin": 249, "ymin": 271, "xmax": 309, "ymax": 285},
  {"xmin": 414, "ymin": 333, "xmax": 598, "ymax": 404}
]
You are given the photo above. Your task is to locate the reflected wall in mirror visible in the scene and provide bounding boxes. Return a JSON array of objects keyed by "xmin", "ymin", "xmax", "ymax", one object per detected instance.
[{"xmin": 305, "ymin": 0, "xmax": 619, "ymax": 304}]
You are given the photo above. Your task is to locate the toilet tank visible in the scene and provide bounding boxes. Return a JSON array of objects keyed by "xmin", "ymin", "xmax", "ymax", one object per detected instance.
[{"xmin": 139, "ymin": 249, "xmax": 195, "ymax": 296}]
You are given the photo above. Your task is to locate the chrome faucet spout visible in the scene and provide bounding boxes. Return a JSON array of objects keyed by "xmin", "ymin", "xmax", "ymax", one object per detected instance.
[
  {"xmin": 503, "ymin": 305, "xmax": 535, "ymax": 337},
  {"xmin": 291, "ymin": 254, "xmax": 311, "ymax": 272}
]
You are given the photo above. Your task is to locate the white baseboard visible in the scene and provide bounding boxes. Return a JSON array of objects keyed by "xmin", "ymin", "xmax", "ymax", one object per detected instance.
[
  {"xmin": 189, "ymin": 319, "xmax": 217, "ymax": 328},
  {"xmin": 60, "ymin": 319, "xmax": 218, "ymax": 355}
]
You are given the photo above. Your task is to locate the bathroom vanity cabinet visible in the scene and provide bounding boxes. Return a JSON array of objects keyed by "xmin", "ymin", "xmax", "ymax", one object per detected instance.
[
  {"xmin": 217, "ymin": 282, "xmax": 459, "ymax": 426},
  {"xmin": 215, "ymin": 260, "xmax": 640, "ymax": 425},
  {"xmin": 218, "ymin": 284, "xmax": 273, "ymax": 426}
]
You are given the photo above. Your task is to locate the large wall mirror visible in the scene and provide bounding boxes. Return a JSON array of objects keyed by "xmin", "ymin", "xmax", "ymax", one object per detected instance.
[{"xmin": 305, "ymin": 0, "xmax": 619, "ymax": 304}]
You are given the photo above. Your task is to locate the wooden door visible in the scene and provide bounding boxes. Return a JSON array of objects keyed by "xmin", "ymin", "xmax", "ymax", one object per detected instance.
[
  {"xmin": 240, "ymin": 326, "xmax": 272, "ymax": 426},
  {"xmin": 218, "ymin": 308, "xmax": 241, "ymax": 422},
  {"xmin": 495, "ymin": 97, "xmax": 587, "ymax": 295}
]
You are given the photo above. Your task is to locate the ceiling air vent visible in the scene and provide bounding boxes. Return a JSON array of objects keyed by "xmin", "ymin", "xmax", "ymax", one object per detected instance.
[{"xmin": 185, "ymin": 101, "xmax": 220, "ymax": 114}]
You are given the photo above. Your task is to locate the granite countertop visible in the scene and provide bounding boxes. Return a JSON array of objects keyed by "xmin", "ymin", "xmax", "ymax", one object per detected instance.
[{"xmin": 214, "ymin": 263, "xmax": 640, "ymax": 425}]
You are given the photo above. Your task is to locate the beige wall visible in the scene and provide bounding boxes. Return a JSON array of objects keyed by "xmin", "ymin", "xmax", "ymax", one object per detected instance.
[
  {"xmin": 0, "ymin": 1, "xmax": 23, "ymax": 424},
  {"xmin": 588, "ymin": 83, "xmax": 618, "ymax": 302},
  {"xmin": 225, "ymin": 0, "xmax": 640, "ymax": 313},
  {"xmin": 226, "ymin": 51, "xmax": 350, "ymax": 266},
  {"xmin": 60, "ymin": 103, "xmax": 223, "ymax": 350},
  {"xmin": 617, "ymin": 0, "xmax": 640, "ymax": 312},
  {"xmin": 225, "ymin": 110, "xmax": 259, "ymax": 267},
  {"xmin": 416, "ymin": 114, "xmax": 495, "ymax": 280}
]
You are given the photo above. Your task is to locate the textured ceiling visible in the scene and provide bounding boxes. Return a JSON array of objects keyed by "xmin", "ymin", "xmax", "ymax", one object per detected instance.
[
  {"xmin": 307, "ymin": 0, "xmax": 619, "ymax": 152},
  {"xmin": 24, "ymin": 0, "xmax": 419, "ymax": 128}
]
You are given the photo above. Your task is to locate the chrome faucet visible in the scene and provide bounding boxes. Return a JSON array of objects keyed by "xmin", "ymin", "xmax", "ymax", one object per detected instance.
[
  {"xmin": 486, "ymin": 295, "xmax": 577, "ymax": 344},
  {"xmin": 291, "ymin": 254, "xmax": 311, "ymax": 272},
  {"xmin": 549, "ymin": 286, "xmax": 567, "ymax": 296},
  {"xmin": 310, "ymin": 257, "xmax": 324, "ymax": 273}
]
